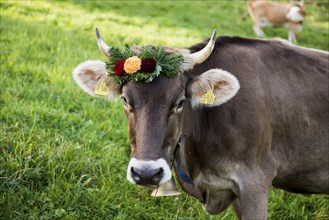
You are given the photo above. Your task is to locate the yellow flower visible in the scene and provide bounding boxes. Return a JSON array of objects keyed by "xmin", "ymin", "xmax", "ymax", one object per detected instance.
[{"xmin": 124, "ymin": 56, "xmax": 142, "ymax": 74}]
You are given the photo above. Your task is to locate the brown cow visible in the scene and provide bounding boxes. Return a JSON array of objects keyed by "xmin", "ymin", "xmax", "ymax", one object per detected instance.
[
  {"xmin": 247, "ymin": 0, "xmax": 306, "ymax": 42},
  {"xmin": 73, "ymin": 29, "xmax": 329, "ymax": 219}
]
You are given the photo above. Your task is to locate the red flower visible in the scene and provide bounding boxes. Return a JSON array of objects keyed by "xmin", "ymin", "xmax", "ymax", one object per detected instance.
[
  {"xmin": 141, "ymin": 58, "xmax": 157, "ymax": 73},
  {"xmin": 114, "ymin": 60, "xmax": 125, "ymax": 76}
]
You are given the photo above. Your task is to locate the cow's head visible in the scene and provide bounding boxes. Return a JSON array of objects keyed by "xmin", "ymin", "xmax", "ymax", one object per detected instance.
[{"xmin": 73, "ymin": 29, "xmax": 239, "ymax": 190}]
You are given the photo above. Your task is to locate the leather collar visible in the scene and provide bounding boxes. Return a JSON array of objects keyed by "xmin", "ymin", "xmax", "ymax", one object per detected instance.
[{"xmin": 173, "ymin": 142, "xmax": 194, "ymax": 186}]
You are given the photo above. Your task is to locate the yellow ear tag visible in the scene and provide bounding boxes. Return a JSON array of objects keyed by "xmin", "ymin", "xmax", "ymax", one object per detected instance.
[
  {"xmin": 200, "ymin": 89, "xmax": 216, "ymax": 105},
  {"xmin": 94, "ymin": 78, "xmax": 109, "ymax": 96}
]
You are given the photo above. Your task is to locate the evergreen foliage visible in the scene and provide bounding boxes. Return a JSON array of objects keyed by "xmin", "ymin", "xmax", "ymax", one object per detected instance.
[{"xmin": 106, "ymin": 46, "xmax": 184, "ymax": 85}]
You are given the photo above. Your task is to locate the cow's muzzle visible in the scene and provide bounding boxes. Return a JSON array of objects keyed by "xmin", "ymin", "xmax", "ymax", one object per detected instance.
[
  {"xmin": 127, "ymin": 158, "xmax": 172, "ymax": 186},
  {"xmin": 131, "ymin": 167, "xmax": 163, "ymax": 185}
]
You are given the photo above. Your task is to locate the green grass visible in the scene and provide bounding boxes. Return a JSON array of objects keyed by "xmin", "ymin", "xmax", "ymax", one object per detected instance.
[{"xmin": 1, "ymin": 1, "xmax": 328, "ymax": 219}]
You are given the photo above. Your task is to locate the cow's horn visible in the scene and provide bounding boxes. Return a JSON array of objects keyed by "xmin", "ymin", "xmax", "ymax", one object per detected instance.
[
  {"xmin": 189, "ymin": 29, "xmax": 217, "ymax": 65},
  {"xmin": 96, "ymin": 28, "xmax": 110, "ymax": 59}
]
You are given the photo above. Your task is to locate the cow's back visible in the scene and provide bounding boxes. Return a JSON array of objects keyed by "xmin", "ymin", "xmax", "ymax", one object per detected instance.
[{"xmin": 188, "ymin": 37, "xmax": 329, "ymax": 193}]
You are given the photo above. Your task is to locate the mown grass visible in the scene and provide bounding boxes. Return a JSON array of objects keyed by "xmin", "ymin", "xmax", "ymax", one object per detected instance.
[{"xmin": 1, "ymin": 1, "xmax": 328, "ymax": 219}]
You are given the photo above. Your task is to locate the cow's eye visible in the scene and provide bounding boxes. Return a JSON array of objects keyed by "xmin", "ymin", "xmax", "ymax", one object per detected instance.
[
  {"xmin": 122, "ymin": 96, "xmax": 127, "ymax": 104},
  {"xmin": 176, "ymin": 99, "xmax": 185, "ymax": 111},
  {"xmin": 122, "ymin": 96, "xmax": 134, "ymax": 112},
  {"xmin": 122, "ymin": 96, "xmax": 129, "ymax": 108}
]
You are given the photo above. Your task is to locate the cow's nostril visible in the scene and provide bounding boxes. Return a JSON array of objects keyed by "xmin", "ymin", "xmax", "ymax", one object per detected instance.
[
  {"xmin": 131, "ymin": 167, "xmax": 141, "ymax": 183},
  {"xmin": 155, "ymin": 168, "xmax": 164, "ymax": 177},
  {"xmin": 152, "ymin": 168, "xmax": 164, "ymax": 184},
  {"xmin": 158, "ymin": 168, "xmax": 164, "ymax": 175}
]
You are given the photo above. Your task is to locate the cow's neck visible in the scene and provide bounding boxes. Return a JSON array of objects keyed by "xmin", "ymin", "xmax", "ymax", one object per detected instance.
[{"xmin": 174, "ymin": 104, "xmax": 239, "ymax": 199}]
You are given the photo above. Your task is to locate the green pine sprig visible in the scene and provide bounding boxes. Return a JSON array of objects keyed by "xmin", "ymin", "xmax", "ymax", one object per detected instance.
[{"xmin": 105, "ymin": 46, "xmax": 183, "ymax": 85}]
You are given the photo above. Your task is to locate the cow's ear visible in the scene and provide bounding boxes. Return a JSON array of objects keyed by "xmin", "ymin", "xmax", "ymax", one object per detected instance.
[
  {"xmin": 189, "ymin": 69, "xmax": 240, "ymax": 108},
  {"xmin": 72, "ymin": 60, "xmax": 121, "ymax": 100}
]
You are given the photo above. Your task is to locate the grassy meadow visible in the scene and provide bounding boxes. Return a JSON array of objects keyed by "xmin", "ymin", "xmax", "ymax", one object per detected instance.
[{"xmin": 1, "ymin": 0, "xmax": 328, "ymax": 219}]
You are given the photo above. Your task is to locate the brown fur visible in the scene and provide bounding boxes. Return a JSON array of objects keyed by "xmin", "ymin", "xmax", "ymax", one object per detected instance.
[
  {"xmin": 73, "ymin": 36, "xmax": 328, "ymax": 219},
  {"xmin": 124, "ymin": 37, "xmax": 328, "ymax": 218},
  {"xmin": 178, "ymin": 37, "xmax": 328, "ymax": 218},
  {"xmin": 247, "ymin": 0, "xmax": 306, "ymax": 42}
]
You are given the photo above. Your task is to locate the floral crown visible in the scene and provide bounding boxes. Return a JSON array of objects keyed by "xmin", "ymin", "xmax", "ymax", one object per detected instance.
[{"xmin": 106, "ymin": 46, "xmax": 184, "ymax": 85}]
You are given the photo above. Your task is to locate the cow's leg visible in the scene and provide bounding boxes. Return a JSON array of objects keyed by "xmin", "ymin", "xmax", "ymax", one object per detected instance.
[
  {"xmin": 235, "ymin": 165, "xmax": 274, "ymax": 220},
  {"xmin": 239, "ymin": 187, "xmax": 269, "ymax": 220},
  {"xmin": 288, "ymin": 22, "xmax": 298, "ymax": 43},
  {"xmin": 253, "ymin": 24, "xmax": 265, "ymax": 37},
  {"xmin": 288, "ymin": 31, "xmax": 297, "ymax": 43}
]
